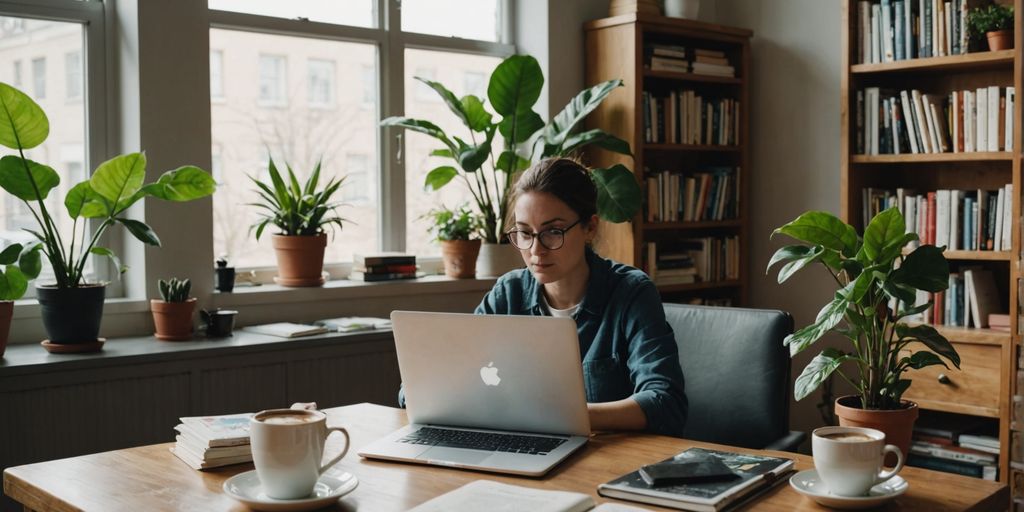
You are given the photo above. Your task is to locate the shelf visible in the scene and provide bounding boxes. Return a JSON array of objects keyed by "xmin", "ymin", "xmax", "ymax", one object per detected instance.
[
  {"xmin": 924, "ymin": 324, "xmax": 1011, "ymax": 347},
  {"xmin": 909, "ymin": 398, "xmax": 1000, "ymax": 419},
  {"xmin": 645, "ymin": 144, "xmax": 743, "ymax": 152},
  {"xmin": 643, "ymin": 69, "xmax": 742, "ymax": 84},
  {"xmin": 656, "ymin": 280, "xmax": 741, "ymax": 293},
  {"xmin": 850, "ymin": 50, "xmax": 1015, "ymax": 74},
  {"xmin": 643, "ymin": 220, "xmax": 743, "ymax": 230},
  {"xmin": 851, "ymin": 152, "xmax": 1014, "ymax": 163},
  {"xmin": 902, "ymin": 249, "xmax": 1013, "ymax": 261}
]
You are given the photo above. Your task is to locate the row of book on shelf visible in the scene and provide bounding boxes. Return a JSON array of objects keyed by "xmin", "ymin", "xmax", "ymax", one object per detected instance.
[
  {"xmin": 862, "ymin": 186, "xmax": 1014, "ymax": 252},
  {"xmin": 857, "ymin": 86, "xmax": 1015, "ymax": 155},
  {"xmin": 350, "ymin": 252, "xmax": 418, "ymax": 282},
  {"xmin": 857, "ymin": 0, "xmax": 969, "ymax": 65},
  {"xmin": 642, "ymin": 90, "xmax": 741, "ymax": 146},
  {"xmin": 908, "ymin": 411, "xmax": 1000, "ymax": 481},
  {"xmin": 903, "ymin": 269, "xmax": 1005, "ymax": 329},
  {"xmin": 645, "ymin": 167, "xmax": 740, "ymax": 223},
  {"xmin": 644, "ymin": 238, "xmax": 740, "ymax": 286},
  {"xmin": 645, "ymin": 44, "xmax": 737, "ymax": 77}
]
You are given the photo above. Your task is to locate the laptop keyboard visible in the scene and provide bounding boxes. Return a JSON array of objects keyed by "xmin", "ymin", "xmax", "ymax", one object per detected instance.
[{"xmin": 398, "ymin": 427, "xmax": 568, "ymax": 455}]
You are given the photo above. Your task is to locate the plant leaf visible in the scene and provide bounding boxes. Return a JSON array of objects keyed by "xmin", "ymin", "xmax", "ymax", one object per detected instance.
[
  {"xmin": 18, "ymin": 242, "xmax": 41, "ymax": 279},
  {"xmin": 891, "ymin": 245, "xmax": 949, "ymax": 292},
  {"xmin": 430, "ymin": 148, "xmax": 453, "ymax": 158},
  {"xmin": 65, "ymin": 181, "xmax": 108, "ymax": 218},
  {"xmin": 862, "ymin": 207, "xmax": 905, "ymax": 263},
  {"xmin": 795, "ymin": 348, "xmax": 852, "ymax": 401},
  {"xmin": 895, "ymin": 323, "xmax": 960, "ymax": 368},
  {"xmin": 116, "ymin": 217, "xmax": 161, "ymax": 246},
  {"xmin": 457, "ymin": 137, "xmax": 492, "ymax": 173},
  {"xmin": 591, "ymin": 164, "xmax": 642, "ymax": 223},
  {"xmin": 380, "ymin": 117, "xmax": 456, "ymax": 151},
  {"xmin": 0, "ymin": 243, "xmax": 21, "ymax": 265},
  {"xmin": 773, "ymin": 211, "xmax": 859, "ymax": 256},
  {"xmin": 90, "ymin": 246, "xmax": 125, "ymax": 275},
  {"xmin": 0, "ymin": 265, "xmax": 27, "ymax": 301},
  {"xmin": 560, "ymin": 128, "xmax": 632, "ymax": 156},
  {"xmin": 542, "ymin": 79, "xmax": 623, "ymax": 148},
  {"xmin": 786, "ymin": 292, "xmax": 849, "ymax": 356},
  {"xmin": 460, "ymin": 95, "xmax": 493, "ymax": 132},
  {"xmin": 90, "ymin": 152, "xmax": 146, "ymax": 207},
  {"xmin": 495, "ymin": 151, "xmax": 530, "ymax": 174},
  {"xmin": 498, "ymin": 110, "xmax": 544, "ymax": 144},
  {"xmin": 776, "ymin": 246, "xmax": 823, "ymax": 284},
  {"xmin": 424, "ymin": 166, "xmax": 458, "ymax": 191},
  {"xmin": 488, "ymin": 55, "xmax": 544, "ymax": 117},
  {"xmin": 846, "ymin": 269, "xmax": 874, "ymax": 303},
  {"xmin": 0, "ymin": 82, "xmax": 49, "ymax": 149},
  {"xmin": 905, "ymin": 351, "xmax": 949, "ymax": 370},
  {"xmin": 141, "ymin": 165, "xmax": 217, "ymax": 202},
  {"xmin": 0, "ymin": 155, "xmax": 60, "ymax": 201}
]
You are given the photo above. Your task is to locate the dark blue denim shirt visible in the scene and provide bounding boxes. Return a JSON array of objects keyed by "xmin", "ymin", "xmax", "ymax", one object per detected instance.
[{"xmin": 475, "ymin": 248, "xmax": 688, "ymax": 437}]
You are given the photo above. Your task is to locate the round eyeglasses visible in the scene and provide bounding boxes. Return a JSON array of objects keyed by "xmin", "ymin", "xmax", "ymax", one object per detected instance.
[{"xmin": 506, "ymin": 219, "xmax": 581, "ymax": 250}]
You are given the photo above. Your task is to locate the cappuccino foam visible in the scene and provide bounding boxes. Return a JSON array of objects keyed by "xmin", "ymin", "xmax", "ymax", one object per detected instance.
[
  {"xmin": 259, "ymin": 413, "xmax": 318, "ymax": 425},
  {"xmin": 822, "ymin": 432, "xmax": 873, "ymax": 442}
]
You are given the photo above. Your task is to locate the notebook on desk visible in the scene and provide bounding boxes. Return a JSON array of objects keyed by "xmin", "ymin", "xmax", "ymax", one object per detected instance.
[{"xmin": 357, "ymin": 311, "xmax": 591, "ymax": 476}]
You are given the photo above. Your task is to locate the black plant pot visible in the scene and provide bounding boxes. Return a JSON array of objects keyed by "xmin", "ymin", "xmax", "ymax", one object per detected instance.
[{"xmin": 36, "ymin": 284, "xmax": 106, "ymax": 344}]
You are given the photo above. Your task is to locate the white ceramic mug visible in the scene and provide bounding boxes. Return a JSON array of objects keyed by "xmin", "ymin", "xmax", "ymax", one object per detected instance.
[
  {"xmin": 250, "ymin": 409, "xmax": 350, "ymax": 500},
  {"xmin": 812, "ymin": 426, "xmax": 904, "ymax": 497}
]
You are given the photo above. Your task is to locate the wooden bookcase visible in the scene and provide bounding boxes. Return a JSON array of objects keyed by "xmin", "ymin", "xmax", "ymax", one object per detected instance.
[
  {"xmin": 840, "ymin": 0, "xmax": 1022, "ymax": 490},
  {"xmin": 583, "ymin": 14, "xmax": 752, "ymax": 306}
]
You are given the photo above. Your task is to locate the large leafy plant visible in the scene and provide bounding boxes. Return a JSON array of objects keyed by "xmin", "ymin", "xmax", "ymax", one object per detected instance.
[
  {"xmin": 767, "ymin": 208, "xmax": 961, "ymax": 410},
  {"xmin": 0, "ymin": 83, "xmax": 216, "ymax": 289},
  {"xmin": 382, "ymin": 54, "xmax": 641, "ymax": 243},
  {"xmin": 0, "ymin": 242, "xmax": 42, "ymax": 300},
  {"xmin": 249, "ymin": 158, "xmax": 347, "ymax": 240},
  {"xmin": 424, "ymin": 204, "xmax": 483, "ymax": 242}
]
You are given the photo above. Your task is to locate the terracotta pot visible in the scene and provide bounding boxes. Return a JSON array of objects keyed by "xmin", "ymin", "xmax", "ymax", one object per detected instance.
[
  {"xmin": 440, "ymin": 239, "xmax": 482, "ymax": 278},
  {"xmin": 476, "ymin": 242, "xmax": 525, "ymax": 278},
  {"xmin": 272, "ymin": 233, "xmax": 327, "ymax": 287},
  {"xmin": 986, "ymin": 29, "xmax": 1014, "ymax": 51},
  {"xmin": 0, "ymin": 301, "xmax": 11, "ymax": 358},
  {"xmin": 151, "ymin": 298, "xmax": 197, "ymax": 341},
  {"xmin": 835, "ymin": 395, "xmax": 918, "ymax": 466}
]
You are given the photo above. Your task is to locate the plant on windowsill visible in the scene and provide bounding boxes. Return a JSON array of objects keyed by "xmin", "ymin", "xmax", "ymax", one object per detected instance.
[
  {"xmin": 767, "ymin": 207, "xmax": 961, "ymax": 459},
  {"xmin": 382, "ymin": 54, "xmax": 642, "ymax": 277},
  {"xmin": 967, "ymin": 3, "xmax": 1015, "ymax": 51},
  {"xmin": 423, "ymin": 204, "xmax": 484, "ymax": 279},
  {"xmin": 249, "ymin": 158, "xmax": 346, "ymax": 287},
  {"xmin": 0, "ymin": 83, "xmax": 216, "ymax": 351},
  {"xmin": 151, "ymin": 277, "xmax": 196, "ymax": 341},
  {"xmin": 0, "ymin": 242, "xmax": 42, "ymax": 357}
]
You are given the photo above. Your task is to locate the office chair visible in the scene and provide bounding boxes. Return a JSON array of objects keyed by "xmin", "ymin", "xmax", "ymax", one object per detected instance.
[{"xmin": 663, "ymin": 303, "xmax": 806, "ymax": 452}]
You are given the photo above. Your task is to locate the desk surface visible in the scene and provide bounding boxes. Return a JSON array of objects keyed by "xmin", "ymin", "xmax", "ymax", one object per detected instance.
[{"xmin": 2, "ymin": 403, "xmax": 1009, "ymax": 511}]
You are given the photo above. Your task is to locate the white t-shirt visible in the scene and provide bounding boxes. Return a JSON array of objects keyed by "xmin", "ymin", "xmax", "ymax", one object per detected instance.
[{"xmin": 542, "ymin": 293, "xmax": 580, "ymax": 318}]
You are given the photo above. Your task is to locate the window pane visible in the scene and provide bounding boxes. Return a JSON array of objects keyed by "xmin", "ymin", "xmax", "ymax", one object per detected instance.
[
  {"xmin": 210, "ymin": 50, "xmax": 224, "ymax": 99},
  {"xmin": 404, "ymin": 49, "xmax": 501, "ymax": 256},
  {"xmin": 0, "ymin": 17, "xmax": 90, "ymax": 284},
  {"xmin": 208, "ymin": 0, "xmax": 375, "ymax": 28},
  {"xmin": 211, "ymin": 29, "xmax": 380, "ymax": 269},
  {"xmin": 401, "ymin": 0, "xmax": 500, "ymax": 42}
]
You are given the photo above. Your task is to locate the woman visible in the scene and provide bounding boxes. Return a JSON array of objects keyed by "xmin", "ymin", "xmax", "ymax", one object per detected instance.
[{"xmin": 477, "ymin": 157, "xmax": 687, "ymax": 437}]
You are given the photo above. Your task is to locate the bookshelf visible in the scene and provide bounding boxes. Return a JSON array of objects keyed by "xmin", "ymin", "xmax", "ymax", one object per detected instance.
[
  {"xmin": 584, "ymin": 14, "xmax": 752, "ymax": 306},
  {"xmin": 840, "ymin": 0, "xmax": 1021, "ymax": 492}
]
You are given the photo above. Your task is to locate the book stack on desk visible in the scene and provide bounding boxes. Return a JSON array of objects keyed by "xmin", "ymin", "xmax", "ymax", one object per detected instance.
[
  {"xmin": 350, "ymin": 253, "xmax": 417, "ymax": 282},
  {"xmin": 908, "ymin": 411, "xmax": 999, "ymax": 480},
  {"xmin": 170, "ymin": 413, "xmax": 253, "ymax": 470}
]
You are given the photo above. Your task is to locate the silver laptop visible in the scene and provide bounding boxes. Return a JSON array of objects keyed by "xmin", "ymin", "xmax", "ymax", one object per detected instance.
[{"xmin": 357, "ymin": 310, "xmax": 591, "ymax": 476}]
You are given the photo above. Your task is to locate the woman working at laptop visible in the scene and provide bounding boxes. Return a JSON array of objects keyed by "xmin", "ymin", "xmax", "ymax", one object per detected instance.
[{"xmin": 476, "ymin": 157, "xmax": 688, "ymax": 438}]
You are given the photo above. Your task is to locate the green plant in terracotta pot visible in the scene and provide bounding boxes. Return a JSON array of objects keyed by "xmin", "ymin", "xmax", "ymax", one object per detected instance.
[
  {"xmin": 151, "ymin": 277, "xmax": 196, "ymax": 341},
  {"xmin": 767, "ymin": 208, "xmax": 961, "ymax": 459},
  {"xmin": 0, "ymin": 242, "xmax": 42, "ymax": 357},
  {"xmin": 424, "ymin": 204, "xmax": 484, "ymax": 279},
  {"xmin": 968, "ymin": 3, "xmax": 1015, "ymax": 51}
]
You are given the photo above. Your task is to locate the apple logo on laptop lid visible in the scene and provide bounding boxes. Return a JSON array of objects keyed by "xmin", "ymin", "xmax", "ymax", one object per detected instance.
[{"xmin": 480, "ymin": 362, "xmax": 501, "ymax": 386}]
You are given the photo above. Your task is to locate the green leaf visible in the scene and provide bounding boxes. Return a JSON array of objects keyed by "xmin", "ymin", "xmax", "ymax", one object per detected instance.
[
  {"xmin": 776, "ymin": 246, "xmax": 823, "ymax": 284},
  {"xmin": 895, "ymin": 323, "xmax": 961, "ymax": 368},
  {"xmin": 457, "ymin": 137, "xmax": 493, "ymax": 173},
  {"xmin": 141, "ymin": 165, "xmax": 217, "ymax": 202},
  {"xmin": 884, "ymin": 379, "xmax": 912, "ymax": 400},
  {"xmin": 879, "ymin": 232, "xmax": 919, "ymax": 263},
  {"xmin": 488, "ymin": 55, "xmax": 544, "ymax": 117},
  {"xmin": 495, "ymin": 151, "xmax": 530, "ymax": 174},
  {"xmin": 891, "ymin": 245, "xmax": 949, "ymax": 292},
  {"xmin": 795, "ymin": 349, "xmax": 852, "ymax": 401},
  {"xmin": 416, "ymin": 77, "xmax": 477, "ymax": 130},
  {"xmin": 0, "ymin": 244, "xmax": 21, "ymax": 265},
  {"xmin": 460, "ymin": 95, "xmax": 493, "ymax": 132},
  {"xmin": 430, "ymin": 148, "xmax": 453, "ymax": 158},
  {"xmin": 905, "ymin": 351, "xmax": 949, "ymax": 370},
  {"xmin": 542, "ymin": 80, "xmax": 623, "ymax": 148},
  {"xmin": 560, "ymin": 129, "xmax": 632, "ymax": 156},
  {"xmin": 786, "ymin": 292, "xmax": 849, "ymax": 356},
  {"xmin": 882, "ymin": 279, "xmax": 917, "ymax": 305},
  {"xmin": 90, "ymin": 152, "xmax": 146, "ymax": 207},
  {"xmin": 897, "ymin": 302, "xmax": 931, "ymax": 318},
  {"xmin": 773, "ymin": 211, "xmax": 859, "ymax": 256},
  {"xmin": 18, "ymin": 242, "xmax": 41, "ymax": 279},
  {"xmin": 424, "ymin": 166, "xmax": 458, "ymax": 191},
  {"xmin": 846, "ymin": 269, "xmax": 874, "ymax": 303},
  {"xmin": 0, "ymin": 265, "xmax": 28, "ymax": 301},
  {"xmin": 90, "ymin": 246, "xmax": 125, "ymax": 275},
  {"xmin": 65, "ymin": 181, "xmax": 109, "ymax": 218},
  {"xmin": 766, "ymin": 245, "xmax": 813, "ymax": 273},
  {"xmin": 498, "ymin": 110, "xmax": 544, "ymax": 144},
  {"xmin": 380, "ymin": 117, "xmax": 455, "ymax": 151},
  {"xmin": 0, "ymin": 155, "xmax": 60, "ymax": 201},
  {"xmin": 116, "ymin": 217, "xmax": 161, "ymax": 246},
  {"xmin": 0, "ymin": 82, "xmax": 49, "ymax": 149},
  {"xmin": 839, "ymin": 258, "xmax": 863, "ymax": 278},
  {"xmin": 591, "ymin": 164, "xmax": 642, "ymax": 223},
  {"xmin": 862, "ymin": 207, "xmax": 905, "ymax": 262}
]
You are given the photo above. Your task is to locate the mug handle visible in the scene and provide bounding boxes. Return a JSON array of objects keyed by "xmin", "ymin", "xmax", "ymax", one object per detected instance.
[
  {"xmin": 318, "ymin": 427, "xmax": 350, "ymax": 476},
  {"xmin": 876, "ymin": 444, "xmax": 905, "ymax": 483}
]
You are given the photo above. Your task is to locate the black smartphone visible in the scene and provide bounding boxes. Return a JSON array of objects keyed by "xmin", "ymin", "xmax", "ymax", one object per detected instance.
[{"xmin": 638, "ymin": 457, "xmax": 739, "ymax": 487}]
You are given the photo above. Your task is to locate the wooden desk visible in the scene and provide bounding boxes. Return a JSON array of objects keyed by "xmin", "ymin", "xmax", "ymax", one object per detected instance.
[{"xmin": 2, "ymin": 403, "xmax": 1009, "ymax": 511}]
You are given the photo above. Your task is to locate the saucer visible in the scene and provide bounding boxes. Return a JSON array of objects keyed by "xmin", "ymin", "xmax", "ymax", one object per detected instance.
[
  {"xmin": 223, "ymin": 469, "xmax": 358, "ymax": 511},
  {"xmin": 790, "ymin": 469, "xmax": 907, "ymax": 510}
]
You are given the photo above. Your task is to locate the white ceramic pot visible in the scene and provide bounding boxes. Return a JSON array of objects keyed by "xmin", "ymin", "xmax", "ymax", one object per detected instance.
[
  {"xmin": 664, "ymin": 0, "xmax": 700, "ymax": 19},
  {"xmin": 476, "ymin": 243, "xmax": 524, "ymax": 278}
]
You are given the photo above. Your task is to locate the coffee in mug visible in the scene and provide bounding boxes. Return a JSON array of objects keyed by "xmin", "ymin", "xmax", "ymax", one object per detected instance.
[
  {"xmin": 812, "ymin": 426, "xmax": 904, "ymax": 497},
  {"xmin": 250, "ymin": 409, "xmax": 350, "ymax": 500}
]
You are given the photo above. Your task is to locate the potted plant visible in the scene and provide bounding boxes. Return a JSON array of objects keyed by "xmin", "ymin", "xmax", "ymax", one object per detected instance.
[
  {"xmin": 968, "ymin": 3, "xmax": 1015, "ymax": 51},
  {"xmin": 0, "ymin": 83, "xmax": 216, "ymax": 351},
  {"xmin": 382, "ymin": 54, "xmax": 642, "ymax": 277},
  {"xmin": 424, "ymin": 204, "xmax": 483, "ymax": 279},
  {"xmin": 0, "ymin": 243, "xmax": 42, "ymax": 357},
  {"xmin": 767, "ymin": 208, "xmax": 961, "ymax": 459},
  {"xmin": 249, "ymin": 158, "xmax": 346, "ymax": 287},
  {"xmin": 151, "ymin": 278, "xmax": 196, "ymax": 341}
]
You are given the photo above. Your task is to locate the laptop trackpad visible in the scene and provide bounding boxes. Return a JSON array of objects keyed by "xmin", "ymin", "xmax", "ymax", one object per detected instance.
[{"xmin": 419, "ymin": 446, "xmax": 492, "ymax": 466}]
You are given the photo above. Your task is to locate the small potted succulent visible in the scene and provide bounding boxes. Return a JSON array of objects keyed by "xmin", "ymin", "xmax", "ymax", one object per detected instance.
[
  {"xmin": 968, "ymin": 3, "xmax": 1015, "ymax": 51},
  {"xmin": 249, "ymin": 159, "xmax": 346, "ymax": 287},
  {"xmin": 0, "ymin": 243, "xmax": 42, "ymax": 357},
  {"xmin": 424, "ymin": 204, "xmax": 483, "ymax": 278},
  {"xmin": 151, "ymin": 278, "xmax": 196, "ymax": 341}
]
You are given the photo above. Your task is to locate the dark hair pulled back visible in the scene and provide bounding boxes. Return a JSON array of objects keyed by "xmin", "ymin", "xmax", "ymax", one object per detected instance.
[{"xmin": 511, "ymin": 158, "xmax": 597, "ymax": 225}]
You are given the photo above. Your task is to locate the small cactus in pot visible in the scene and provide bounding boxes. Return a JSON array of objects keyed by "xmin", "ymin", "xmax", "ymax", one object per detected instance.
[{"xmin": 151, "ymin": 277, "xmax": 197, "ymax": 341}]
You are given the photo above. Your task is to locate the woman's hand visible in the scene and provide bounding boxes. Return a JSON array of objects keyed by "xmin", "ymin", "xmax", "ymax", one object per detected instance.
[{"xmin": 587, "ymin": 398, "xmax": 647, "ymax": 432}]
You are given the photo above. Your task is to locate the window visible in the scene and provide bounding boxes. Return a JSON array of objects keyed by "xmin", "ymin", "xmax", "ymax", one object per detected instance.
[
  {"xmin": 208, "ymin": 0, "xmax": 375, "ymax": 28},
  {"xmin": 360, "ymin": 64, "xmax": 374, "ymax": 108},
  {"xmin": 258, "ymin": 54, "xmax": 286, "ymax": 106},
  {"xmin": 413, "ymin": 67, "xmax": 438, "ymax": 102},
  {"xmin": 463, "ymin": 71, "xmax": 486, "ymax": 99},
  {"xmin": 307, "ymin": 59, "xmax": 334, "ymax": 108},
  {"xmin": 210, "ymin": 50, "xmax": 224, "ymax": 99},
  {"xmin": 343, "ymin": 154, "xmax": 369, "ymax": 203},
  {"xmin": 402, "ymin": 0, "xmax": 501, "ymax": 42},
  {"xmin": 12, "ymin": 60, "xmax": 20, "ymax": 87},
  {"xmin": 65, "ymin": 51, "xmax": 81, "ymax": 100},
  {"xmin": 31, "ymin": 56, "xmax": 45, "ymax": 98}
]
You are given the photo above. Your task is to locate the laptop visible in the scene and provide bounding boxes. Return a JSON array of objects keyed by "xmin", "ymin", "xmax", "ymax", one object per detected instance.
[{"xmin": 357, "ymin": 310, "xmax": 591, "ymax": 476}]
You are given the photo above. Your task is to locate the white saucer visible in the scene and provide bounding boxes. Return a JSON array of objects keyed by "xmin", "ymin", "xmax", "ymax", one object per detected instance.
[
  {"xmin": 223, "ymin": 469, "xmax": 358, "ymax": 511},
  {"xmin": 789, "ymin": 469, "xmax": 908, "ymax": 510}
]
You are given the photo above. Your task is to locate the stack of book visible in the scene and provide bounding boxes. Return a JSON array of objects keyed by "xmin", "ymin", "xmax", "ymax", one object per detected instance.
[
  {"xmin": 350, "ymin": 253, "xmax": 417, "ymax": 282},
  {"xmin": 857, "ymin": 0, "xmax": 969, "ymax": 65},
  {"xmin": 645, "ymin": 167, "xmax": 740, "ymax": 223},
  {"xmin": 171, "ymin": 412, "xmax": 253, "ymax": 470},
  {"xmin": 908, "ymin": 411, "xmax": 999, "ymax": 481},
  {"xmin": 645, "ymin": 237, "xmax": 740, "ymax": 285},
  {"xmin": 646, "ymin": 43, "xmax": 689, "ymax": 73},
  {"xmin": 690, "ymin": 48, "xmax": 735, "ymax": 77},
  {"xmin": 642, "ymin": 90, "xmax": 740, "ymax": 145}
]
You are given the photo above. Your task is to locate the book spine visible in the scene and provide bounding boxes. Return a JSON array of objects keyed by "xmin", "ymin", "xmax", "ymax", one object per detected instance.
[{"xmin": 907, "ymin": 453, "xmax": 990, "ymax": 479}]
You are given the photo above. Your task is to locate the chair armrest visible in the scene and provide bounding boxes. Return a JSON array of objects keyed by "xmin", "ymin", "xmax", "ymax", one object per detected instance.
[{"xmin": 764, "ymin": 430, "xmax": 806, "ymax": 452}]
